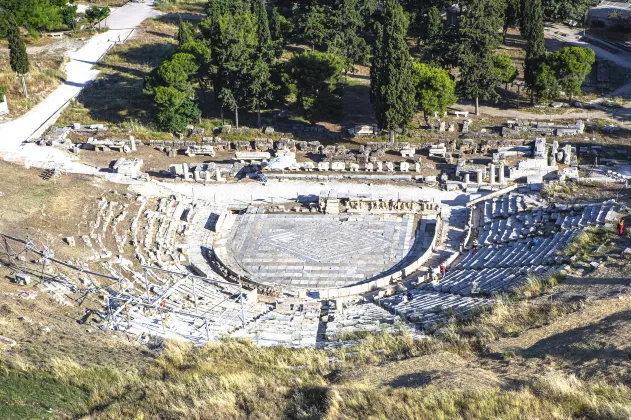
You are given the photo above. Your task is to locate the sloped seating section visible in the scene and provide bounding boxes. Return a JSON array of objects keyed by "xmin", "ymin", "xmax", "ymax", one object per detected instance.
[
  {"xmin": 231, "ymin": 301, "xmax": 322, "ymax": 347},
  {"xmin": 378, "ymin": 289, "xmax": 495, "ymax": 328},
  {"xmin": 325, "ymin": 302, "xmax": 405, "ymax": 341},
  {"xmin": 479, "ymin": 194, "xmax": 530, "ymax": 223},
  {"xmin": 431, "ymin": 265, "xmax": 558, "ymax": 296},
  {"xmin": 476, "ymin": 201, "xmax": 625, "ymax": 245},
  {"xmin": 456, "ymin": 230, "xmax": 575, "ymax": 270}
]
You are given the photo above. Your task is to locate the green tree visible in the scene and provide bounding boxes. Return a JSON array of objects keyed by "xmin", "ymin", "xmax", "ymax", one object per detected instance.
[
  {"xmin": 370, "ymin": 0, "xmax": 415, "ymax": 141},
  {"xmin": 426, "ymin": 6, "xmax": 442, "ymax": 41},
  {"xmin": 299, "ymin": 4, "xmax": 328, "ymax": 51},
  {"xmin": 532, "ymin": 62, "xmax": 558, "ymax": 103},
  {"xmin": 503, "ymin": 0, "xmax": 520, "ymax": 40},
  {"xmin": 328, "ymin": 0, "xmax": 368, "ymax": 73},
  {"xmin": 60, "ymin": 4, "xmax": 77, "ymax": 31},
  {"xmin": 547, "ymin": 0, "xmax": 592, "ymax": 24},
  {"xmin": 176, "ymin": 19, "xmax": 195, "ymax": 46},
  {"xmin": 8, "ymin": 24, "xmax": 29, "ymax": 97},
  {"xmin": 85, "ymin": 6, "xmax": 110, "ymax": 31},
  {"xmin": 157, "ymin": 53, "xmax": 199, "ymax": 91},
  {"xmin": 456, "ymin": 0, "xmax": 506, "ymax": 115},
  {"xmin": 412, "ymin": 62, "xmax": 456, "ymax": 129},
  {"xmin": 550, "ymin": 46, "xmax": 595, "ymax": 103},
  {"xmin": 493, "ymin": 53, "xmax": 518, "ymax": 89},
  {"xmin": 145, "ymin": 52, "xmax": 201, "ymax": 134},
  {"xmin": 249, "ymin": 57, "xmax": 275, "ymax": 128},
  {"xmin": 201, "ymin": 7, "xmax": 257, "ymax": 126},
  {"xmin": 154, "ymin": 87, "xmax": 201, "ymax": 134},
  {"xmin": 521, "ymin": 0, "xmax": 546, "ymax": 104},
  {"xmin": 252, "ymin": 0, "xmax": 271, "ymax": 49},
  {"xmin": 287, "ymin": 50, "xmax": 343, "ymax": 122}
]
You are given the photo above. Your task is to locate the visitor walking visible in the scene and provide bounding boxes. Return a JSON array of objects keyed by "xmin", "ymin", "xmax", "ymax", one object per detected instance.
[
  {"xmin": 618, "ymin": 218, "xmax": 625, "ymax": 236},
  {"xmin": 440, "ymin": 264, "xmax": 447, "ymax": 279},
  {"xmin": 472, "ymin": 239, "xmax": 479, "ymax": 254},
  {"xmin": 528, "ymin": 237, "xmax": 538, "ymax": 251}
]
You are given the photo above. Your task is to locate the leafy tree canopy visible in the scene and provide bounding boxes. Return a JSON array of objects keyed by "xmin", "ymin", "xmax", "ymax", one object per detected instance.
[
  {"xmin": 550, "ymin": 46, "xmax": 595, "ymax": 102},
  {"xmin": 493, "ymin": 53, "xmax": 518, "ymax": 85},
  {"xmin": 412, "ymin": 62, "xmax": 456, "ymax": 118}
]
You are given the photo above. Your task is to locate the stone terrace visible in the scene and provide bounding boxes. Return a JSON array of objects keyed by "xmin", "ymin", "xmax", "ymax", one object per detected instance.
[{"xmin": 228, "ymin": 213, "xmax": 421, "ymax": 289}]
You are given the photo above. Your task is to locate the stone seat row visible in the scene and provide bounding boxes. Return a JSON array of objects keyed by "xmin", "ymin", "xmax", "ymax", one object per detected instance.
[
  {"xmin": 479, "ymin": 194, "xmax": 530, "ymax": 223},
  {"xmin": 555, "ymin": 203, "xmax": 622, "ymax": 229},
  {"xmin": 477, "ymin": 202, "xmax": 622, "ymax": 245},
  {"xmin": 378, "ymin": 289, "xmax": 495, "ymax": 328},
  {"xmin": 325, "ymin": 302, "xmax": 403, "ymax": 342},
  {"xmin": 429, "ymin": 265, "xmax": 557, "ymax": 296},
  {"xmin": 457, "ymin": 230, "xmax": 575, "ymax": 269},
  {"xmin": 231, "ymin": 304, "xmax": 321, "ymax": 347}
]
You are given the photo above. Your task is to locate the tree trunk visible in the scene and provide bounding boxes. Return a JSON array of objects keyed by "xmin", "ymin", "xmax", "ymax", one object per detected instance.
[
  {"xmin": 569, "ymin": 92, "xmax": 573, "ymax": 105},
  {"xmin": 530, "ymin": 90, "xmax": 534, "ymax": 106},
  {"xmin": 388, "ymin": 130, "xmax": 395, "ymax": 143},
  {"xmin": 257, "ymin": 103, "xmax": 261, "ymax": 129},
  {"xmin": 475, "ymin": 97, "xmax": 479, "ymax": 116},
  {"xmin": 424, "ymin": 111, "xmax": 434, "ymax": 130},
  {"xmin": 220, "ymin": 106, "xmax": 224, "ymax": 126},
  {"xmin": 235, "ymin": 107, "xmax": 239, "ymax": 129}
]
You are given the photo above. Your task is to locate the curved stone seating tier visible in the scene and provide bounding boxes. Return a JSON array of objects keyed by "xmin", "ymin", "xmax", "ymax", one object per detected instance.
[
  {"xmin": 555, "ymin": 203, "xmax": 622, "ymax": 229},
  {"xmin": 430, "ymin": 265, "xmax": 557, "ymax": 296},
  {"xmin": 456, "ymin": 230, "xmax": 575, "ymax": 270},
  {"xmin": 478, "ymin": 194, "xmax": 529, "ymax": 224},
  {"xmin": 378, "ymin": 290, "xmax": 495, "ymax": 328},
  {"xmin": 325, "ymin": 302, "xmax": 406, "ymax": 342},
  {"xmin": 231, "ymin": 302, "xmax": 321, "ymax": 347},
  {"xmin": 476, "ymin": 202, "xmax": 625, "ymax": 245}
]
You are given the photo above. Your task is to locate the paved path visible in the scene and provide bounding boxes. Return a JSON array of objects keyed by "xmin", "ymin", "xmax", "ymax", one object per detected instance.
[
  {"xmin": 0, "ymin": 1, "xmax": 159, "ymax": 173},
  {"xmin": 131, "ymin": 179, "xmax": 474, "ymax": 207}
]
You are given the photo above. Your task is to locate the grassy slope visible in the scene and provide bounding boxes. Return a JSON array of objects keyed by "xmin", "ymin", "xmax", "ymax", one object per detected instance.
[{"xmin": 0, "ymin": 55, "xmax": 66, "ymax": 118}]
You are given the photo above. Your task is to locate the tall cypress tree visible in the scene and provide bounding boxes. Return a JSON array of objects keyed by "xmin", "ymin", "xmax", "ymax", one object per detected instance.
[
  {"xmin": 520, "ymin": 0, "xmax": 546, "ymax": 104},
  {"xmin": 370, "ymin": 0, "xmax": 415, "ymax": 142},
  {"xmin": 8, "ymin": 24, "xmax": 29, "ymax": 97},
  {"xmin": 456, "ymin": 0, "xmax": 505, "ymax": 115},
  {"xmin": 252, "ymin": 0, "xmax": 271, "ymax": 49}
]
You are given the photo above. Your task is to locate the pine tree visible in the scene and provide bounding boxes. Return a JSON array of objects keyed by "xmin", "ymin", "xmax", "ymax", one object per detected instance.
[
  {"xmin": 520, "ymin": 0, "xmax": 546, "ymax": 104},
  {"xmin": 370, "ymin": 0, "xmax": 415, "ymax": 142},
  {"xmin": 8, "ymin": 24, "xmax": 29, "ymax": 98}
]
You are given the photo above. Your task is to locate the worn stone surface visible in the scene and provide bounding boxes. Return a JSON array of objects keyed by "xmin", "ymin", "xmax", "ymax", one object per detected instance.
[{"xmin": 228, "ymin": 213, "xmax": 420, "ymax": 289}]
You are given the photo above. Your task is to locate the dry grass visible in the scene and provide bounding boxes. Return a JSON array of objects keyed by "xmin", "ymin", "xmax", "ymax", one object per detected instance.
[
  {"xmin": 56, "ymin": 18, "xmax": 178, "ymax": 139},
  {"xmin": 564, "ymin": 227, "xmax": 618, "ymax": 263},
  {"xmin": 155, "ymin": 0, "xmax": 207, "ymax": 14},
  {"xmin": 513, "ymin": 270, "xmax": 568, "ymax": 298},
  {"xmin": 0, "ymin": 54, "xmax": 67, "ymax": 118},
  {"xmin": 329, "ymin": 372, "xmax": 631, "ymax": 420},
  {"xmin": 4, "ymin": 337, "xmax": 630, "ymax": 419}
]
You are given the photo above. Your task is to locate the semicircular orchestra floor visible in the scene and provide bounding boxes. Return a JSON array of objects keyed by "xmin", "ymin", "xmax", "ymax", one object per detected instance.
[{"xmin": 227, "ymin": 213, "xmax": 422, "ymax": 289}]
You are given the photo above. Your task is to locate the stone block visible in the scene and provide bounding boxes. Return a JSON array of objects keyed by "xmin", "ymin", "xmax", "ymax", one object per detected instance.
[{"xmin": 331, "ymin": 162, "xmax": 346, "ymax": 171}]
